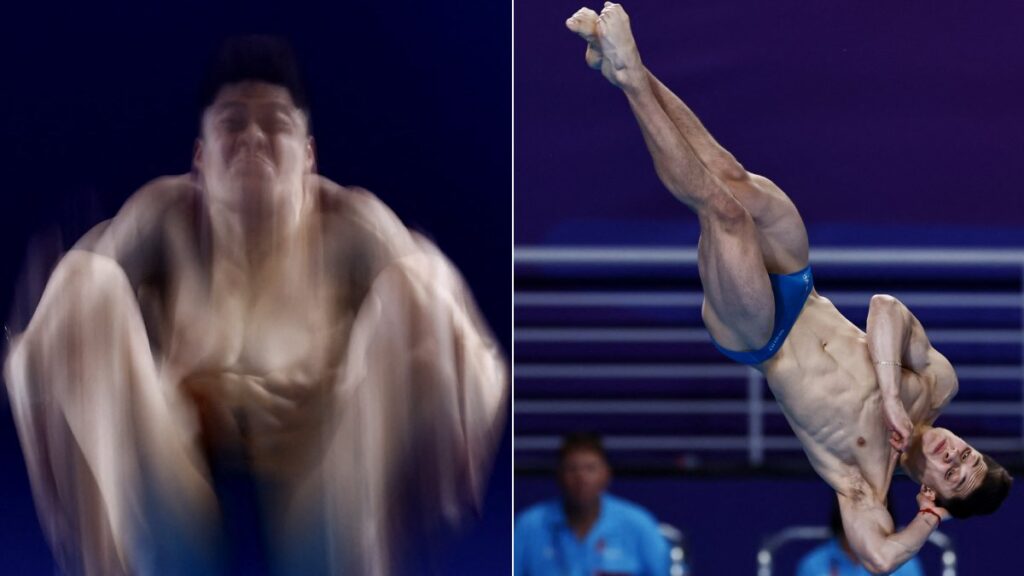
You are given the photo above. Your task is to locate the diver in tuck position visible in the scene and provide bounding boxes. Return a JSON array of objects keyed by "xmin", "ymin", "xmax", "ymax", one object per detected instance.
[{"xmin": 566, "ymin": 4, "xmax": 1010, "ymax": 573}]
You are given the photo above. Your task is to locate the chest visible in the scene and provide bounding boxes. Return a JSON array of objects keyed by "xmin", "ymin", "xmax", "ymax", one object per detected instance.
[{"xmin": 162, "ymin": 253, "xmax": 350, "ymax": 378}]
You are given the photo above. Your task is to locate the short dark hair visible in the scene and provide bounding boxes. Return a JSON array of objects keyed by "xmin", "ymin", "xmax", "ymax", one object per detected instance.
[
  {"xmin": 937, "ymin": 455, "xmax": 1012, "ymax": 519},
  {"xmin": 198, "ymin": 35, "xmax": 310, "ymax": 121},
  {"xmin": 557, "ymin": 432, "xmax": 608, "ymax": 466}
]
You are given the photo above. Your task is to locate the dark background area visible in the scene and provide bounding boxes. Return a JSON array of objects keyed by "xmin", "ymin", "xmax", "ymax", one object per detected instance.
[
  {"xmin": 0, "ymin": 0, "xmax": 510, "ymax": 574},
  {"xmin": 515, "ymin": 1, "xmax": 1024, "ymax": 574}
]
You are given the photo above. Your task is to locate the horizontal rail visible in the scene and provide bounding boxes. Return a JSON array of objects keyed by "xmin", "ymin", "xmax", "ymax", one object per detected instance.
[
  {"xmin": 516, "ymin": 363, "xmax": 1024, "ymax": 380},
  {"xmin": 514, "ymin": 291, "xmax": 1021, "ymax": 308},
  {"xmin": 515, "ymin": 327, "xmax": 1024, "ymax": 344},
  {"xmin": 515, "ymin": 435, "xmax": 1024, "ymax": 452},
  {"xmin": 515, "ymin": 327, "xmax": 711, "ymax": 343},
  {"xmin": 515, "ymin": 246, "xmax": 1024, "ymax": 266},
  {"xmin": 515, "ymin": 400, "xmax": 1024, "ymax": 417},
  {"xmin": 515, "ymin": 245, "xmax": 1024, "ymax": 471}
]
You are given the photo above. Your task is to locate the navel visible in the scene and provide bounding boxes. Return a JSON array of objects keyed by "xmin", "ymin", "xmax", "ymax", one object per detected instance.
[{"xmin": 857, "ymin": 437, "xmax": 866, "ymax": 447}]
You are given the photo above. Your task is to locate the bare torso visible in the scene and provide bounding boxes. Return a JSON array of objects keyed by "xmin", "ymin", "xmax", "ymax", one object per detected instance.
[
  {"xmin": 91, "ymin": 173, "xmax": 417, "ymax": 478},
  {"xmin": 762, "ymin": 291, "xmax": 952, "ymax": 501}
]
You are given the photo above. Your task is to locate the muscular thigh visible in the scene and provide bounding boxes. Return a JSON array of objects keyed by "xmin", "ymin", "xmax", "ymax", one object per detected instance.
[
  {"xmin": 725, "ymin": 173, "xmax": 809, "ymax": 274},
  {"xmin": 695, "ymin": 194, "xmax": 775, "ymax": 351}
]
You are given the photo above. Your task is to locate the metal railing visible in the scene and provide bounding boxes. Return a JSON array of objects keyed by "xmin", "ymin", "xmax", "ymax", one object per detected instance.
[{"xmin": 514, "ymin": 246, "xmax": 1024, "ymax": 469}]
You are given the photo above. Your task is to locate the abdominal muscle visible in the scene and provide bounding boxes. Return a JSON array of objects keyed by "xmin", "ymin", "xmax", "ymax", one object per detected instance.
[
  {"xmin": 156, "ymin": 212, "xmax": 347, "ymax": 480},
  {"xmin": 761, "ymin": 294, "xmax": 895, "ymax": 497}
]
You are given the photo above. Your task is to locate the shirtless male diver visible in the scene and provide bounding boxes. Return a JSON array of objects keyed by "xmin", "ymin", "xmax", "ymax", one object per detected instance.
[
  {"xmin": 4, "ymin": 37, "xmax": 506, "ymax": 575},
  {"xmin": 566, "ymin": 4, "xmax": 1010, "ymax": 574}
]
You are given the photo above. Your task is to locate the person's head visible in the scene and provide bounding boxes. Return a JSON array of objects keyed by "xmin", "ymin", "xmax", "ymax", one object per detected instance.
[
  {"xmin": 193, "ymin": 36, "xmax": 315, "ymax": 212},
  {"xmin": 901, "ymin": 426, "xmax": 1012, "ymax": 518},
  {"xmin": 557, "ymin": 432, "xmax": 611, "ymax": 511}
]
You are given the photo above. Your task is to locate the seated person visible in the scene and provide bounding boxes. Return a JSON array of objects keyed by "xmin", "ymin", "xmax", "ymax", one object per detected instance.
[{"xmin": 514, "ymin": 433, "xmax": 675, "ymax": 576}]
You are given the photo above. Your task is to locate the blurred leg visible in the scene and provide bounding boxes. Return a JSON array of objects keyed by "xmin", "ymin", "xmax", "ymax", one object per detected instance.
[{"xmin": 4, "ymin": 250, "xmax": 220, "ymax": 575}]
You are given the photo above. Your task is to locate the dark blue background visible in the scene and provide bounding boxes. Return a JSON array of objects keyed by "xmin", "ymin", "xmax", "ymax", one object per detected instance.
[{"xmin": 0, "ymin": 1, "xmax": 510, "ymax": 574}]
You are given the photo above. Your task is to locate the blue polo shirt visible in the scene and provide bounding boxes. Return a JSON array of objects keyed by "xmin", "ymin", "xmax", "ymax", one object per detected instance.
[
  {"xmin": 514, "ymin": 493, "xmax": 671, "ymax": 576},
  {"xmin": 796, "ymin": 539, "xmax": 923, "ymax": 576}
]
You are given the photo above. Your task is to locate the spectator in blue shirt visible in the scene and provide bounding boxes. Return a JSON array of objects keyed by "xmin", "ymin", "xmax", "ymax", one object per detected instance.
[
  {"xmin": 797, "ymin": 500, "xmax": 923, "ymax": 576},
  {"xmin": 515, "ymin": 433, "xmax": 673, "ymax": 576}
]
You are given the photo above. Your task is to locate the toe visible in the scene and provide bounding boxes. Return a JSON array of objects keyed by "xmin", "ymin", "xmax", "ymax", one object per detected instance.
[{"xmin": 567, "ymin": 8, "xmax": 598, "ymax": 38}]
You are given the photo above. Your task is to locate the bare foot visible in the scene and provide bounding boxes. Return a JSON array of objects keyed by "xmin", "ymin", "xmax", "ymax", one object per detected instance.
[
  {"xmin": 565, "ymin": 7, "xmax": 604, "ymax": 70},
  {"xmin": 595, "ymin": 3, "xmax": 645, "ymax": 90}
]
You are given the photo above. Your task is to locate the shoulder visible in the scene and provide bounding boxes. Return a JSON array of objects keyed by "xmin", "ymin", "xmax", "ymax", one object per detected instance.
[
  {"xmin": 97, "ymin": 175, "xmax": 197, "ymax": 236},
  {"xmin": 83, "ymin": 174, "xmax": 198, "ymax": 275},
  {"xmin": 117, "ymin": 174, "xmax": 199, "ymax": 221},
  {"xmin": 314, "ymin": 175, "xmax": 412, "ymax": 247},
  {"xmin": 603, "ymin": 494, "xmax": 661, "ymax": 531},
  {"xmin": 313, "ymin": 176, "xmax": 466, "ymax": 300},
  {"xmin": 515, "ymin": 500, "xmax": 558, "ymax": 533}
]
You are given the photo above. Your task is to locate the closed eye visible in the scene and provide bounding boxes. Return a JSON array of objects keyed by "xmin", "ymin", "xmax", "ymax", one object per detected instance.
[{"xmin": 219, "ymin": 115, "xmax": 246, "ymax": 131}]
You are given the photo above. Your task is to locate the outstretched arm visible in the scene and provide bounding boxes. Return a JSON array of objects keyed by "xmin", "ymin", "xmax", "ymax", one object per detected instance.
[
  {"xmin": 867, "ymin": 294, "xmax": 958, "ymax": 450},
  {"xmin": 838, "ymin": 488, "xmax": 945, "ymax": 575}
]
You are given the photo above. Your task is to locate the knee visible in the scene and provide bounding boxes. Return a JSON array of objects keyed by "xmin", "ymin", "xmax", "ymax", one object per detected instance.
[
  {"xmin": 704, "ymin": 191, "xmax": 751, "ymax": 232},
  {"xmin": 869, "ymin": 294, "xmax": 900, "ymax": 314},
  {"xmin": 49, "ymin": 251, "xmax": 132, "ymax": 306},
  {"xmin": 25, "ymin": 251, "xmax": 134, "ymax": 341},
  {"xmin": 709, "ymin": 156, "xmax": 748, "ymax": 183},
  {"xmin": 53, "ymin": 250, "xmax": 129, "ymax": 289}
]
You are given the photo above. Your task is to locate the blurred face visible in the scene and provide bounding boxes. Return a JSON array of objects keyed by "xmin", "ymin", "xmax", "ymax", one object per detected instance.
[
  {"xmin": 558, "ymin": 449, "xmax": 610, "ymax": 510},
  {"xmin": 195, "ymin": 81, "xmax": 313, "ymax": 211},
  {"xmin": 904, "ymin": 427, "xmax": 988, "ymax": 500}
]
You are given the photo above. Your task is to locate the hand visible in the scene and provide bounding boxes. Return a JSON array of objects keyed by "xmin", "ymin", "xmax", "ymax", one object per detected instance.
[
  {"xmin": 256, "ymin": 367, "xmax": 334, "ymax": 430},
  {"xmin": 916, "ymin": 486, "xmax": 952, "ymax": 524},
  {"xmin": 180, "ymin": 370, "xmax": 299, "ymax": 451},
  {"xmin": 882, "ymin": 395, "xmax": 913, "ymax": 452},
  {"xmin": 243, "ymin": 367, "xmax": 335, "ymax": 475}
]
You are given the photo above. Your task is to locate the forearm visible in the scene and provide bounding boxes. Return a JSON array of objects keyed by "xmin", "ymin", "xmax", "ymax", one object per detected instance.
[
  {"xmin": 645, "ymin": 68, "xmax": 746, "ymax": 180},
  {"xmin": 621, "ymin": 77, "xmax": 723, "ymax": 207}
]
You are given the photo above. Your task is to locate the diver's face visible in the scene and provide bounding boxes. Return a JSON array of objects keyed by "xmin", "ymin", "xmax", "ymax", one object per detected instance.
[
  {"xmin": 906, "ymin": 427, "xmax": 988, "ymax": 500},
  {"xmin": 195, "ymin": 81, "xmax": 313, "ymax": 211}
]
